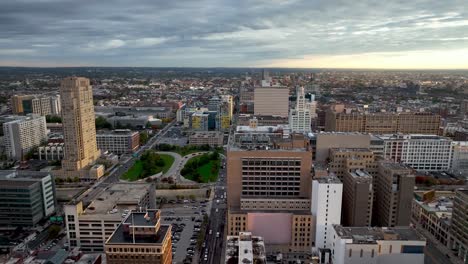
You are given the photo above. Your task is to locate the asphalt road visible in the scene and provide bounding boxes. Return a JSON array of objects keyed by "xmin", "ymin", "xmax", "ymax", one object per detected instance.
[{"xmin": 77, "ymin": 120, "xmax": 177, "ymax": 205}]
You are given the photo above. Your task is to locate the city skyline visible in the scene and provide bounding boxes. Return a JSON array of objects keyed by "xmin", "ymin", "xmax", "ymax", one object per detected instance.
[{"xmin": 1, "ymin": 0, "xmax": 468, "ymax": 69}]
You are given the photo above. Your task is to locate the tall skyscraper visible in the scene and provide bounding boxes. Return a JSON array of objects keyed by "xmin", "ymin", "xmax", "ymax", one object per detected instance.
[
  {"xmin": 2, "ymin": 114, "xmax": 47, "ymax": 160},
  {"xmin": 59, "ymin": 77, "xmax": 100, "ymax": 176},
  {"xmin": 289, "ymin": 87, "xmax": 312, "ymax": 133}
]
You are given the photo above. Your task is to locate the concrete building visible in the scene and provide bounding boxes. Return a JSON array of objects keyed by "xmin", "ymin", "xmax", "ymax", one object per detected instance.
[
  {"xmin": 238, "ymin": 114, "xmax": 288, "ymax": 127},
  {"xmin": 314, "ymin": 133, "xmax": 371, "ymax": 162},
  {"xmin": 227, "ymin": 131, "xmax": 313, "ymax": 254},
  {"xmin": 342, "ymin": 169, "xmax": 374, "ymax": 227},
  {"xmin": 373, "ymin": 161, "xmax": 415, "ymax": 227},
  {"xmin": 107, "ymin": 115, "xmax": 162, "ymax": 129},
  {"xmin": 64, "ymin": 182, "xmax": 156, "ymax": 252},
  {"xmin": 96, "ymin": 129, "xmax": 140, "ymax": 155},
  {"xmin": 311, "ymin": 175, "xmax": 343, "ymax": 252},
  {"xmin": 325, "ymin": 107, "xmax": 440, "ymax": 135},
  {"xmin": 95, "ymin": 106, "xmax": 174, "ymax": 119},
  {"xmin": 254, "ymin": 87, "xmax": 289, "ymax": 117},
  {"xmin": 188, "ymin": 131, "xmax": 224, "ymax": 147},
  {"xmin": 225, "ymin": 232, "xmax": 266, "ymax": 264},
  {"xmin": 191, "ymin": 112, "xmax": 209, "ymax": 131},
  {"xmin": 2, "ymin": 114, "xmax": 47, "ymax": 160},
  {"xmin": 59, "ymin": 77, "xmax": 101, "ymax": 178},
  {"xmin": 46, "ymin": 122, "xmax": 63, "ymax": 134},
  {"xmin": 451, "ymin": 141, "xmax": 468, "ymax": 175},
  {"xmin": 328, "ymin": 148, "xmax": 377, "ymax": 181},
  {"xmin": 449, "ymin": 189, "xmax": 468, "ymax": 262},
  {"xmin": 0, "ymin": 170, "xmax": 56, "ymax": 227},
  {"xmin": 104, "ymin": 210, "xmax": 172, "ymax": 264},
  {"xmin": 38, "ymin": 143, "xmax": 65, "ymax": 161},
  {"xmin": 379, "ymin": 134, "xmax": 453, "ymax": 172},
  {"xmin": 328, "ymin": 225, "xmax": 426, "ymax": 264},
  {"xmin": 289, "ymin": 87, "xmax": 312, "ymax": 133}
]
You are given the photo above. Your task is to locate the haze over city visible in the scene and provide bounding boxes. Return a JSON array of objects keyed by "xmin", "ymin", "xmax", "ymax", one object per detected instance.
[{"xmin": 1, "ymin": 0, "xmax": 468, "ymax": 69}]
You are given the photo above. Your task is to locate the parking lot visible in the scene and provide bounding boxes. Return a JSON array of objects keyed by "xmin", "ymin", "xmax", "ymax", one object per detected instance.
[
  {"xmin": 158, "ymin": 126, "xmax": 188, "ymax": 146},
  {"xmin": 160, "ymin": 199, "xmax": 212, "ymax": 264}
]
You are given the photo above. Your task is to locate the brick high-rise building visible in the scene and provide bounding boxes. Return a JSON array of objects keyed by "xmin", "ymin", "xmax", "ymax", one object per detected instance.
[
  {"xmin": 59, "ymin": 77, "xmax": 100, "ymax": 178},
  {"xmin": 373, "ymin": 161, "xmax": 415, "ymax": 227}
]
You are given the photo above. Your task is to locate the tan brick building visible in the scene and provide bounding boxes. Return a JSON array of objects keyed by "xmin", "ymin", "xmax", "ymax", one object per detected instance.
[{"xmin": 328, "ymin": 148, "xmax": 377, "ymax": 181}]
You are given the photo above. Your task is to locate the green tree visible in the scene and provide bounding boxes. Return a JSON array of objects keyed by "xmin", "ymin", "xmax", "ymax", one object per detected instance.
[
  {"xmin": 47, "ymin": 225, "xmax": 61, "ymax": 239},
  {"xmin": 45, "ymin": 115, "xmax": 62, "ymax": 123},
  {"xmin": 95, "ymin": 116, "xmax": 112, "ymax": 129},
  {"xmin": 139, "ymin": 132, "xmax": 149, "ymax": 145}
]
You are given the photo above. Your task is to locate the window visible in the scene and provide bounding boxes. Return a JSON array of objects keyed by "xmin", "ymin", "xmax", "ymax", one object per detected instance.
[
  {"xmin": 349, "ymin": 249, "xmax": 352, "ymax": 257},
  {"xmin": 360, "ymin": 249, "xmax": 363, "ymax": 257}
]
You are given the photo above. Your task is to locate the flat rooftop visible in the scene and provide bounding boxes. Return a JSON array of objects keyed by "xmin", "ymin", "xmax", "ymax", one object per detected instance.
[
  {"xmin": 330, "ymin": 148, "xmax": 373, "ymax": 153},
  {"xmin": 349, "ymin": 169, "xmax": 373, "ymax": 182},
  {"xmin": 334, "ymin": 225, "xmax": 425, "ymax": 244},
  {"xmin": 123, "ymin": 210, "xmax": 160, "ymax": 226},
  {"xmin": 315, "ymin": 175, "xmax": 342, "ymax": 184},
  {"xmin": 80, "ymin": 183, "xmax": 152, "ymax": 219}
]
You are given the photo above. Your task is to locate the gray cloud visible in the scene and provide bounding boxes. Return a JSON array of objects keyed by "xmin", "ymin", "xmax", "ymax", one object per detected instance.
[{"xmin": 0, "ymin": 0, "xmax": 467, "ymax": 67}]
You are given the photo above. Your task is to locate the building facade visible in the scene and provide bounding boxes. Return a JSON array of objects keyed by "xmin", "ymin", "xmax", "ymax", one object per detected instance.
[
  {"xmin": 225, "ymin": 232, "xmax": 266, "ymax": 264},
  {"xmin": 96, "ymin": 129, "xmax": 140, "ymax": 155},
  {"xmin": 254, "ymin": 87, "xmax": 289, "ymax": 117},
  {"xmin": 289, "ymin": 87, "xmax": 312, "ymax": 133},
  {"xmin": 11, "ymin": 94, "xmax": 61, "ymax": 116},
  {"xmin": 449, "ymin": 189, "xmax": 468, "ymax": 262},
  {"xmin": 373, "ymin": 162, "xmax": 415, "ymax": 227},
  {"xmin": 59, "ymin": 77, "xmax": 101, "ymax": 177},
  {"xmin": 342, "ymin": 169, "xmax": 374, "ymax": 227},
  {"xmin": 188, "ymin": 131, "xmax": 224, "ymax": 147},
  {"xmin": 0, "ymin": 171, "xmax": 56, "ymax": 227},
  {"xmin": 2, "ymin": 114, "xmax": 47, "ymax": 160}
]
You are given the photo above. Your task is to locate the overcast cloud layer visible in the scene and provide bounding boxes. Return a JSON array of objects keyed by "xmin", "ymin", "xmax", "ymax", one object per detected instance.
[{"xmin": 1, "ymin": 0, "xmax": 468, "ymax": 68}]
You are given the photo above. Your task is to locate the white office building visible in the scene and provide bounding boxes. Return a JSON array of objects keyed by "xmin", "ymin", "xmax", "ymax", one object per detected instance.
[
  {"xmin": 328, "ymin": 225, "xmax": 426, "ymax": 264},
  {"xmin": 379, "ymin": 134, "xmax": 453, "ymax": 171},
  {"xmin": 2, "ymin": 115, "xmax": 47, "ymax": 160},
  {"xmin": 289, "ymin": 87, "xmax": 312, "ymax": 133},
  {"xmin": 311, "ymin": 175, "xmax": 342, "ymax": 251},
  {"xmin": 451, "ymin": 141, "xmax": 468, "ymax": 174}
]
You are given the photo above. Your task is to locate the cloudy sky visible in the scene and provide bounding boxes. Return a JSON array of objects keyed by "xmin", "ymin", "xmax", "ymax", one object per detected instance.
[{"xmin": 1, "ymin": 0, "xmax": 468, "ymax": 68}]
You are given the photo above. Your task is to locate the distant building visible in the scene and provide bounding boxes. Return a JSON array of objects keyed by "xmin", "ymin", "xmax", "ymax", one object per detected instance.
[
  {"xmin": 314, "ymin": 132, "xmax": 371, "ymax": 162},
  {"xmin": 328, "ymin": 148, "xmax": 377, "ymax": 181},
  {"xmin": 2, "ymin": 114, "xmax": 47, "ymax": 160},
  {"xmin": 311, "ymin": 175, "xmax": 343, "ymax": 252},
  {"xmin": 11, "ymin": 94, "xmax": 61, "ymax": 116},
  {"xmin": 373, "ymin": 161, "xmax": 415, "ymax": 227},
  {"xmin": 289, "ymin": 87, "xmax": 312, "ymax": 133},
  {"xmin": 0, "ymin": 170, "xmax": 56, "ymax": 227},
  {"xmin": 94, "ymin": 106, "xmax": 174, "ymax": 119},
  {"xmin": 107, "ymin": 115, "xmax": 161, "ymax": 129},
  {"xmin": 64, "ymin": 182, "xmax": 156, "ymax": 252},
  {"xmin": 188, "ymin": 131, "xmax": 223, "ymax": 147},
  {"xmin": 96, "ymin": 129, "xmax": 139, "ymax": 155},
  {"xmin": 59, "ymin": 77, "xmax": 101, "ymax": 179},
  {"xmin": 225, "ymin": 232, "xmax": 266, "ymax": 264},
  {"xmin": 38, "ymin": 143, "xmax": 65, "ymax": 161},
  {"xmin": 254, "ymin": 87, "xmax": 289, "ymax": 117},
  {"xmin": 104, "ymin": 210, "xmax": 172, "ymax": 264},
  {"xmin": 237, "ymin": 114, "xmax": 288, "ymax": 127},
  {"xmin": 191, "ymin": 112, "xmax": 209, "ymax": 131},
  {"xmin": 379, "ymin": 134, "xmax": 453, "ymax": 172},
  {"xmin": 451, "ymin": 141, "xmax": 468, "ymax": 174},
  {"xmin": 325, "ymin": 107, "xmax": 441, "ymax": 135},
  {"xmin": 329, "ymin": 225, "xmax": 426, "ymax": 264}
]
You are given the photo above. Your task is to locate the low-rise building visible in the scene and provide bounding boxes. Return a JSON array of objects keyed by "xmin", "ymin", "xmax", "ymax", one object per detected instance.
[
  {"xmin": 329, "ymin": 225, "xmax": 426, "ymax": 264},
  {"xmin": 38, "ymin": 143, "xmax": 64, "ymax": 161},
  {"xmin": 225, "ymin": 232, "xmax": 266, "ymax": 264},
  {"xmin": 105, "ymin": 209, "xmax": 172, "ymax": 264},
  {"xmin": 64, "ymin": 182, "xmax": 156, "ymax": 252},
  {"xmin": 0, "ymin": 170, "xmax": 56, "ymax": 227},
  {"xmin": 96, "ymin": 129, "xmax": 139, "ymax": 155},
  {"xmin": 189, "ymin": 131, "xmax": 223, "ymax": 147}
]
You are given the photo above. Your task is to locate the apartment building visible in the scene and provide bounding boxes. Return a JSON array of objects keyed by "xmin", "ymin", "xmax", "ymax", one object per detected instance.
[
  {"xmin": 188, "ymin": 131, "xmax": 224, "ymax": 147},
  {"xmin": 11, "ymin": 94, "xmax": 61, "ymax": 116},
  {"xmin": 311, "ymin": 175, "xmax": 343, "ymax": 252},
  {"xmin": 0, "ymin": 170, "xmax": 56, "ymax": 227},
  {"xmin": 96, "ymin": 129, "xmax": 140, "ymax": 155},
  {"xmin": 64, "ymin": 182, "xmax": 156, "ymax": 252},
  {"xmin": 373, "ymin": 161, "xmax": 415, "ymax": 227},
  {"xmin": 342, "ymin": 169, "xmax": 374, "ymax": 227},
  {"xmin": 325, "ymin": 107, "xmax": 440, "ymax": 135},
  {"xmin": 104, "ymin": 210, "xmax": 172, "ymax": 264},
  {"xmin": 328, "ymin": 225, "xmax": 426, "ymax": 264},
  {"xmin": 59, "ymin": 77, "xmax": 101, "ymax": 178},
  {"xmin": 2, "ymin": 114, "xmax": 47, "ymax": 160},
  {"xmin": 225, "ymin": 232, "xmax": 266, "ymax": 264},
  {"xmin": 449, "ymin": 189, "xmax": 468, "ymax": 263},
  {"xmin": 227, "ymin": 128, "xmax": 313, "ymax": 254},
  {"xmin": 254, "ymin": 86, "xmax": 289, "ymax": 117},
  {"xmin": 379, "ymin": 134, "xmax": 453, "ymax": 172},
  {"xmin": 328, "ymin": 148, "xmax": 377, "ymax": 181}
]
